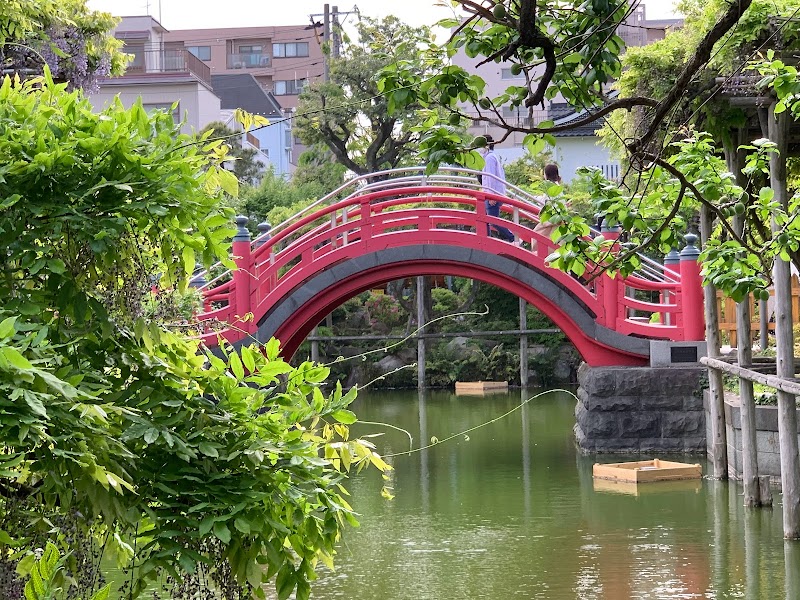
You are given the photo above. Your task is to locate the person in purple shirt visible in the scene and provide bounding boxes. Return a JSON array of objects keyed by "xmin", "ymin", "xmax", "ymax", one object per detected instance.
[{"xmin": 480, "ymin": 135, "xmax": 515, "ymax": 242}]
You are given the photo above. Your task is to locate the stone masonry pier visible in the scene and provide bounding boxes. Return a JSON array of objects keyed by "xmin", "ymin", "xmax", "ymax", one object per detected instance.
[{"xmin": 575, "ymin": 364, "xmax": 706, "ymax": 453}]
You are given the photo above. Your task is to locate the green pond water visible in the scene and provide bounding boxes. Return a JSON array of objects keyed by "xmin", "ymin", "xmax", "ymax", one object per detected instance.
[
  {"xmin": 309, "ymin": 388, "xmax": 800, "ymax": 600},
  {"xmin": 119, "ymin": 387, "xmax": 800, "ymax": 599}
]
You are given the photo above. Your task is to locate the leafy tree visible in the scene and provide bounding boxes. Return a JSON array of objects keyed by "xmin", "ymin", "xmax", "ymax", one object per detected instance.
[
  {"xmin": 201, "ymin": 121, "xmax": 264, "ymax": 185},
  {"xmin": 235, "ymin": 167, "xmax": 331, "ymax": 228},
  {"xmin": 295, "ymin": 16, "xmax": 444, "ymax": 175},
  {"xmin": 0, "ymin": 0, "xmax": 126, "ymax": 91},
  {"xmin": 293, "ymin": 143, "xmax": 347, "ymax": 192},
  {"xmin": 0, "ymin": 70, "xmax": 385, "ymax": 599},
  {"xmin": 376, "ymin": 0, "xmax": 800, "ymax": 300}
]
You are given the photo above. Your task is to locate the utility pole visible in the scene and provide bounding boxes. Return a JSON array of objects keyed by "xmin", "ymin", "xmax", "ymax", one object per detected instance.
[
  {"xmin": 332, "ymin": 6, "xmax": 341, "ymax": 59},
  {"xmin": 323, "ymin": 4, "xmax": 330, "ymax": 82},
  {"xmin": 312, "ymin": 5, "xmax": 357, "ymax": 82}
]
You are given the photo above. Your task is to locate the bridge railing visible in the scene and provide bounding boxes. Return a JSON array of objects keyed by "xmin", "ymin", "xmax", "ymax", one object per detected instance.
[{"xmin": 196, "ymin": 168, "xmax": 703, "ymax": 345}]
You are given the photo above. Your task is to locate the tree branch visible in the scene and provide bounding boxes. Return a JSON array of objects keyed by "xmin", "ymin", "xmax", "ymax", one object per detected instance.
[
  {"xmin": 472, "ymin": 96, "xmax": 658, "ymax": 135},
  {"xmin": 629, "ymin": 0, "xmax": 753, "ymax": 153}
]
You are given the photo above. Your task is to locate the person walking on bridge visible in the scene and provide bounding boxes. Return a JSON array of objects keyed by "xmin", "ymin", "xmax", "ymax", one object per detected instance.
[
  {"xmin": 480, "ymin": 135, "xmax": 515, "ymax": 242},
  {"xmin": 532, "ymin": 163, "xmax": 563, "ymax": 249}
]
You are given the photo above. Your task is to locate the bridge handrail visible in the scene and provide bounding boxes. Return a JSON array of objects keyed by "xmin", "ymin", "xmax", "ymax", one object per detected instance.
[{"xmin": 196, "ymin": 166, "xmax": 682, "ymax": 291}]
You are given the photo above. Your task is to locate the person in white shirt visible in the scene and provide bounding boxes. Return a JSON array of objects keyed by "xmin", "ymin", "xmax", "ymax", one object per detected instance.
[{"xmin": 480, "ymin": 135, "xmax": 515, "ymax": 242}]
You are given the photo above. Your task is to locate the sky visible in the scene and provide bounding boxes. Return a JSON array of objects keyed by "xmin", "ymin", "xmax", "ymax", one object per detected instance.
[{"xmin": 86, "ymin": 0, "xmax": 683, "ymax": 31}]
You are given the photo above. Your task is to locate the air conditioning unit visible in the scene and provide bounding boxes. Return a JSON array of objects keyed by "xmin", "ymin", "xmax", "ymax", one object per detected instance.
[{"xmin": 234, "ymin": 62, "xmax": 245, "ymax": 69}]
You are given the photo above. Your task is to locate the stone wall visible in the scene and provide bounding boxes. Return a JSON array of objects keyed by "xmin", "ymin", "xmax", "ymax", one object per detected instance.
[
  {"xmin": 575, "ymin": 363, "xmax": 706, "ymax": 453},
  {"xmin": 704, "ymin": 391, "xmax": 800, "ymax": 482}
]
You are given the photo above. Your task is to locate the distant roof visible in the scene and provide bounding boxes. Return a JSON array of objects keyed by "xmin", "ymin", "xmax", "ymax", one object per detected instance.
[
  {"xmin": 547, "ymin": 103, "xmax": 603, "ymax": 137},
  {"xmin": 210, "ymin": 74, "xmax": 283, "ymax": 117},
  {"xmin": 643, "ymin": 18, "xmax": 684, "ymax": 28},
  {"xmin": 115, "ymin": 16, "xmax": 169, "ymax": 34}
]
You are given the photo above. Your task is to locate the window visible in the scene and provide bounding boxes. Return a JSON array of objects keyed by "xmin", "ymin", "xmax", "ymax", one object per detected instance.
[
  {"xmin": 124, "ymin": 43, "xmax": 145, "ymax": 68},
  {"xmin": 273, "ymin": 42, "xmax": 309, "ymax": 58},
  {"xmin": 274, "ymin": 79, "xmax": 307, "ymax": 95},
  {"xmin": 501, "ymin": 67, "xmax": 524, "ymax": 79},
  {"xmin": 187, "ymin": 46, "xmax": 211, "ymax": 61},
  {"xmin": 143, "ymin": 102, "xmax": 180, "ymax": 124},
  {"xmin": 239, "ymin": 45, "xmax": 262, "ymax": 54}
]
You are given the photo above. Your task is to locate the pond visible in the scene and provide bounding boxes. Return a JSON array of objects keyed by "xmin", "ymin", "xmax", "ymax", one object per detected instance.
[
  {"xmin": 309, "ymin": 388, "xmax": 800, "ymax": 600},
  {"xmin": 112, "ymin": 387, "xmax": 799, "ymax": 599}
]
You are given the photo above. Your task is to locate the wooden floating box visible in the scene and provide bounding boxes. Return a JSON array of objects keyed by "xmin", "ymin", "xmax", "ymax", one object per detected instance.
[
  {"xmin": 593, "ymin": 478, "xmax": 702, "ymax": 497},
  {"xmin": 592, "ymin": 459, "xmax": 702, "ymax": 483},
  {"xmin": 455, "ymin": 381, "xmax": 508, "ymax": 395}
]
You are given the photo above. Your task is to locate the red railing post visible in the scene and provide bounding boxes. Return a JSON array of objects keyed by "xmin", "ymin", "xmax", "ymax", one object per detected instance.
[
  {"xmin": 232, "ymin": 215, "xmax": 253, "ymax": 329},
  {"xmin": 662, "ymin": 248, "xmax": 680, "ymax": 325},
  {"xmin": 601, "ymin": 220, "xmax": 622, "ymax": 330},
  {"xmin": 679, "ymin": 233, "xmax": 705, "ymax": 340}
]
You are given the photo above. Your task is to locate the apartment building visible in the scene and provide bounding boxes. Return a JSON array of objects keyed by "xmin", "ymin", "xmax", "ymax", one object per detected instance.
[
  {"xmin": 89, "ymin": 16, "xmax": 221, "ymax": 135},
  {"xmin": 162, "ymin": 25, "xmax": 325, "ymax": 110},
  {"xmin": 88, "ymin": 16, "xmax": 294, "ymax": 178}
]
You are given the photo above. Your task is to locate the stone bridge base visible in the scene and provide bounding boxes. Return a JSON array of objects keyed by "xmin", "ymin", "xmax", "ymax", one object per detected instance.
[{"xmin": 575, "ymin": 363, "xmax": 706, "ymax": 453}]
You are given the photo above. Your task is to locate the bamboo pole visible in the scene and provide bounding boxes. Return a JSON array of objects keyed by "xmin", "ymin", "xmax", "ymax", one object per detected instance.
[
  {"xmin": 700, "ymin": 357, "xmax": 800, "ymax": 396},
  {"xmin": 727, "ymin": 131, "xmax": 760, "ymax": 504},
  {"xmin": 736, "ymin": 291, "xmax": 761, "ymax": 505},
  {"xmin": 769, "ymin": 102, "xmax": 800, "ymax": 539},
  {"xmin": 701, "ymin": 205, "xmax": 728, "ymax": 479}
]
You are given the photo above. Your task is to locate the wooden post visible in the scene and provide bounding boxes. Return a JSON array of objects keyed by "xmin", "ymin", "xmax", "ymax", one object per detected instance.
[
  {"xmin": 310, "ymin": 326, "xmax": 319, "ymax": 363},
  {"xmin": 232, "ymin": 215, "xmax": 252, "ymax": 332},
  {"xmin": 701, "ymin": 206, "xmax": 728, "ymax": 479},
  {"xmin": 417, "ymin": 276, "xmax": 426, "ymax": 391},
  {"xmin": 519, "ymin": 297, "xmax": 528, "ymax": 386},
  {"xmin": 769, "ymin": 101, "xmax": 800, "ymax": 539},
  {"xmin": 786, "ymin": 540, "xmax": 800, "ymax": 600},
  {"xmin": 734, "ymin": 215, "xmax": 761, "ymax": 506},
  {"xmin": 760, "ymin": 298, "xmax": 769, "ymax": 350}
]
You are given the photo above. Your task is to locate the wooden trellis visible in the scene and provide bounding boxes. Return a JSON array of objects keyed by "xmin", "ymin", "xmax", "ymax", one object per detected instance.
[{"xmin": 716, "ymin": 275, "xmax": 800, "ymax": 346}]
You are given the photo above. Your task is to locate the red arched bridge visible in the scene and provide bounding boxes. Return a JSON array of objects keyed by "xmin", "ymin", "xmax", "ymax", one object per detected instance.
[{"xmin": 195, "ymin": 167, "xmax": 705, "ymax": 366}]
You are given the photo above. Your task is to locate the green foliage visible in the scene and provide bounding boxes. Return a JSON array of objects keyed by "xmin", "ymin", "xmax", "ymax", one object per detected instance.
[
  {"xmin": 0, "ymin": 70, "xmax": 384, "ymax": 599},
  {"xmin": 297, "ymin": 16, "xmax": 443, "ymax": 175},
  {"xmin": 235, "ymin": 169, "xmax": 325, "ymax": 228},
  {"xmin": 0, "ymin": 0, "xmax": 126, "ymax": 90},
  {"xmin": 378, "ymin": 1, "xmax": 628, "ymax": 170},
  {"xmin": 200, "ymin": 121, "xmax": 263, "ymax": 185},
  {"xmin": 503, "ymin": 151, "xmax": 553, "ymax": 188},
  {"xmin": 293, "ymin": 143, "xmax": 347, "ymax": 192},
  {"xmin": 19, "ymin": 542, "xmax": 110, "ymax": 600},
  {"xmin": 431, "ymin": 288, "xmax": 460, "ymax": 314}
]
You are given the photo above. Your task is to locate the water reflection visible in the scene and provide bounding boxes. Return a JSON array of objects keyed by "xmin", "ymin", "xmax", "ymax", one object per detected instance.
[
  {"xmin": 418, "ymin": 388, "xmax": 429, "ymax": 514},
  {"xmin": 98, "ymin": 388, "xmax": 800, "ymax": 599},
  {"xmin": 311, "ymin": 388, "xmax": 800, "ymax": 600}
]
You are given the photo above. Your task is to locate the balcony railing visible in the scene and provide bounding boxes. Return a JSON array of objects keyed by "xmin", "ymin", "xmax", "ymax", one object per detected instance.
[
  {"xmin": 227, "ymin": 53, "xmax": 272, "ymax": 69},
  {"xmin": 124, "ymin": 49, "xmax": 211, "ymax": 86}
]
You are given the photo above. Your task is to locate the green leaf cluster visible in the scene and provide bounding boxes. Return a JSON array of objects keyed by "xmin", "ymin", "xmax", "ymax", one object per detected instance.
[{"xmin": 0, "ymin": 70, "xmax": 382, "ymax": 598}]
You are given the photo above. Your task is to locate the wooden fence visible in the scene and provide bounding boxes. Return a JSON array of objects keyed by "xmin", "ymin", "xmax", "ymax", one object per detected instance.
[{"xmin": 716, "ymin": 275, "xmax": 800, "ymax": 346}]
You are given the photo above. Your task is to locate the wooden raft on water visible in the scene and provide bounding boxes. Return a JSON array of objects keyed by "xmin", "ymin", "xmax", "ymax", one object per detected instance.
[
  {"xmin": 455, "ymin": 381, "xmax": 509, "ymax": 395},
  {"xmin": 592, "ymin": 459, "xmax": 702, "ymax": 483}
]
